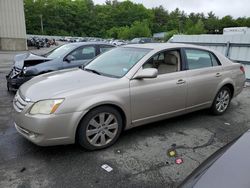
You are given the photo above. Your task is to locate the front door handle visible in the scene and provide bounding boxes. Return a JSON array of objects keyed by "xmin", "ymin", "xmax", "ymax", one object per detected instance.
[
  {"xmin": 176, "ymin": 79, "xmax": 186, "ymax": 85},
  {"xmin": 215, "ymin": 73, "xmax": 222, "ymax": 77}
]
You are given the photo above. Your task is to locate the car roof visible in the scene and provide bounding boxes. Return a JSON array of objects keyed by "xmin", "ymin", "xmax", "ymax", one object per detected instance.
[
  {"xmin": 64, "ymin": 42, "xmax": 115, "ymax": 47},
  {"xmin": 124, "ymin": 42, "xmax": 212, "ymax": 51}
]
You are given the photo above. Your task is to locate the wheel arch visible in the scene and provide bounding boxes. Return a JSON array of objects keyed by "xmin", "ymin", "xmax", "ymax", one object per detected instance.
[
  {"xmin": 74, "ymin": 103, "xmax": 127, "ymax": 143},
  {"xmin": 222, "ymin": 83, "xmax": 234, "ymax": 97},
  {"xmin": 215, "ymin": 78, "xmax": 235, "ymax": 99}
]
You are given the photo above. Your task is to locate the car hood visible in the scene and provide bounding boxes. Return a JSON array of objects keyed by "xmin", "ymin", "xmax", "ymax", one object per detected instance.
[
  {"xmin": 189, "ymin": 130, "xmax": 250, "ymax": 188},
  {"xmin": 19, "ymin": 68, "xmax": 116, "ymax": 102},
  {"xmin": 13, "ymin": 52, "xmax": 52, "ymax": 69}
]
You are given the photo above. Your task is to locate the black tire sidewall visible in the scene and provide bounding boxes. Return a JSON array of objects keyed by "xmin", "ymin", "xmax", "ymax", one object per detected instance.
[
  {"xmin": 77, "ymin": 106, "xmax": 123, "ymax": 150},
  {"xmin": 211, "ymin": 86, "xmax": 232, "ymax": 115}
]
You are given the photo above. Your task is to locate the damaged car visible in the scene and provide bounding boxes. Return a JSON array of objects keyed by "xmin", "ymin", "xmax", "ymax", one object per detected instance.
[{"xmin": 6, "ymin": 42, "xmax": 115, "ymax": 91}]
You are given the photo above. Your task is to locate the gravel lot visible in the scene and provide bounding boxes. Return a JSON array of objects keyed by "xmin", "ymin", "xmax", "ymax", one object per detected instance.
[{"xmin": 0, "ymin": 47, "xmax": 250, "ymax": 188}]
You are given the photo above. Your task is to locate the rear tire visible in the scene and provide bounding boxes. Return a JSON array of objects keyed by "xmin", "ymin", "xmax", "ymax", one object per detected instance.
[
  {"xmin": 211, "ymin": 86, "xmax": 232, "ymax": 115},
  {"xmin": 77, "ymin": 106, "xmax": 123, "ymax": 150}
]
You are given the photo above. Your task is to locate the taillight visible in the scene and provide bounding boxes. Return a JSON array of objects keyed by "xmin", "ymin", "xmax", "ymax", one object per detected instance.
[{"xmin": 240, "ymin": 65, "xmax": 245, "ymax": 74}]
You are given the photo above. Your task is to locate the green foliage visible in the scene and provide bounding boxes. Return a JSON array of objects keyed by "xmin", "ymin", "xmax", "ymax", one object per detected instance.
[
  {"xmin": 107, "ymin": 20, "xmax": 151, "ymax": 39},
  {"xmin": 117, "ymin": 26, "xmax": 131, "ymax": 39},
  {"xmin": 24, "ymin": 0, "xmax": 250, "ymax": 38},
  {"xmin": 185, "ymin": 19, "xmax": 206, "ymax": 34},
  {"xmin": 164, "ymin": 30, "xmax": 179, "ymax": 42},
  {"xmin": 129, "ymin": 21, "xmax": 151, "ymax": 39}
]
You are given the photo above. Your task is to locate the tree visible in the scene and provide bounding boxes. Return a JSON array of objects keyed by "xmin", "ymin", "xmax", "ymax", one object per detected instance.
[
  {"xmin": 204, "ymin": 12, "xmax": 220, "ymax": 34},
  {"xmin": 185, "ymin": 19, "xmax": 206, "ymax": 34},
  {"xmin": 107, "ymin": 20, "xmax": 151, "ymax": 39},
  {"xmin": 24, "ymin": 0, "xmax": 250, "ymax": 38},
  {"xmin": 151, "ymin": 6, "xmax": 169, "ymax": 33},
  {"xmin": 220, "ymin": 15, "xmax": 237, "ymax": 30},
  {"xmin": 164, "ymin": 30, "xmax": 179, "ymax": 42},
  {"xmin": 129, "ymin": 20, "xmax": 151, "ymax": 39},
  {"xmin": 117, "ymin": 26, "xmax": 131, "ymax": 39}
]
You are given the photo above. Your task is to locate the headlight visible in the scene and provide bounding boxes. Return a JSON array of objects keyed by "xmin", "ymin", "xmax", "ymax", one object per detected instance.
[
  {"xmin": 29, "ymin": 99, "xmax": 64, "ymax": 115},
  {"xmin": 23, "ymin": 67, "xmax": 27, "ymax": 74}
]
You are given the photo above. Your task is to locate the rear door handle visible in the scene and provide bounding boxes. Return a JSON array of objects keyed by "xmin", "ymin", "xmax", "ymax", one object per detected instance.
[
  {"xmin": 215, "ymin": 73, "xmax": 222, "ymax": 77},
  {"xmin": 176, "ymin": 79, "xmax": 186, "ymax": 85}
]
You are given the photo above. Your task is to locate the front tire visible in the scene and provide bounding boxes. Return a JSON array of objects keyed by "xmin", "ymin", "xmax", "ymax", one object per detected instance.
[
  {"xmin": 211, "ymin": 86, "xmax": 232, "ymax": 115},
  {"xmin": 77, "ymin": 106, "xmax": 123, "ymax": 150}
]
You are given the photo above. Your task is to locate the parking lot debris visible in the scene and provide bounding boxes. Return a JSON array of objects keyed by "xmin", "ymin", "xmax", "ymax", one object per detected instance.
[
  {"xmin": 167, "ymin": 149, "xmax": 177, "ymax": 157},
  {"xmin": 20, "ymin": 167, "xmax": 26, "ymax": 173},
  {"xmin": 224, "ymin": 122, "xmax": 231, "ymax": 125},
  {"xmin": 101, "ymin": 164, "xmax": 113, "ymax": 172},
  {"xmin": 175, "ymin": 158, "xmax": 184, "ymax": 165},
  {"xmin": 167, "ymin": 144, "xmax": 185, "ymax": 165},
  {"xmin": 167, "ymin": 144, "xmax": 177, "ymax": 157}
]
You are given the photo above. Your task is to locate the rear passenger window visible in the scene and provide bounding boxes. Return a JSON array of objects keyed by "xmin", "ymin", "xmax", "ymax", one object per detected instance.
[
  {"xmin": 100, "ymin": 46, "xmax": 113, "ymax": 54},
  {"xmin": 82, "ymin": 46, "xmax": 96, "ymax": 59},
  {"xmin": 70, "ymin": 46, "xmax": 96, "ymax": 60},
  {"xmin": 185, "ymin": 49, "xmax": 219, "ymax": 70}
]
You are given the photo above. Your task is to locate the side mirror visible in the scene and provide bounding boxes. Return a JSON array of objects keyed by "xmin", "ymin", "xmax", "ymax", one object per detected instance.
[
  {"xmin": 134, "ymin": 68, "xmax": 158, "ymax": 79},
  {"xmin": 65, "ymin": 55, "xmax": 75, "ymax": 63}
]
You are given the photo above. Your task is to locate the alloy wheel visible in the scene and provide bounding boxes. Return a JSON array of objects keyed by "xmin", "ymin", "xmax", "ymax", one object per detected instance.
[
  {"xmin": 86, "ymin": 112, "xmax": 118, "ymax": 147},
  {"xmin": 215, "ymin": 89, "xmax": 230, "ymax": 113}
]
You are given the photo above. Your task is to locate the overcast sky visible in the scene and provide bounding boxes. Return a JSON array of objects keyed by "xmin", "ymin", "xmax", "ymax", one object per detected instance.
[{"xmin": 93, "ymin": 0, "xmax": 250, "ymax": 18}]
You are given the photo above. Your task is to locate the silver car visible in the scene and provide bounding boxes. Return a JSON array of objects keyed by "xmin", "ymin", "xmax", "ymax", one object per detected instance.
[{"xmin": 13, "ymin": 43, "xmax": 246, "ymax": 150}]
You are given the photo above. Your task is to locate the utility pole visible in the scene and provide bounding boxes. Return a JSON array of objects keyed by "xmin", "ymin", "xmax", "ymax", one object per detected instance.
[
  {"xmin": 178, "ymin": 16, "xmax": 182, "ymax": 34},
  {"xmin": 39, "ymin": 14, "xmax": 44, "ymax": 34}
]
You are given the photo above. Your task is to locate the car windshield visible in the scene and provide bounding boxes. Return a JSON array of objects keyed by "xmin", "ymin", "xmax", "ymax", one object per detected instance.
[
  {"xmin": 85, "ymin": 47, "xmax": 151, "ymax": 78},
  {"xmin": 45, "ymin": 44, "xmax": 76, "ymax": 59},
  {"xmin": 131, "ymin": 38, "xmax": 140, "ymax": 43}
]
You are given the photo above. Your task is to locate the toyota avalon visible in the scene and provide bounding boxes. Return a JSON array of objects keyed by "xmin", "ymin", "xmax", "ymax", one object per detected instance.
[{"xmin": 13, "ymin": 43, "xmax": 245, "ymax": 150}]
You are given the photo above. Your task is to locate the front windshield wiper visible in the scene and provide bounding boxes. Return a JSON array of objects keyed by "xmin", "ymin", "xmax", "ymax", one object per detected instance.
[{"xmin": 84, "ymin": 68, "xmax": 101, "ymax": 75}]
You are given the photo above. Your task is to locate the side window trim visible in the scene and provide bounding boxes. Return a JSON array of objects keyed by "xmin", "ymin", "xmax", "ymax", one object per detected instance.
[
  {"xmin": 180, "ymin": 48, "xmax": 188, "ymax": 70},
  {"xmin": 183, "ymin": 48, "xmax": 221, "ymax": 70},
  {"xmin": 209, "ymin": 52, "xmax": 222, "ymax": 66}
]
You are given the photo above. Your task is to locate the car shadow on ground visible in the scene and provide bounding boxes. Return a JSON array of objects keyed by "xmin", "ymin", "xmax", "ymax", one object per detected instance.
[{"xmin": 19, "ymin": 109, "xmax": 211, "ymax": 155}]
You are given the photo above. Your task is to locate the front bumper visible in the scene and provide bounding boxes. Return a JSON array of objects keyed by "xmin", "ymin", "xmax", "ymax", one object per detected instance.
[
  {"xmin": 6, "ymin": 74, "xmax": 33, "ymax": 91},
  {"xmin": 14, "ymin": 107, "xmax": 85, "ymax": 146}
]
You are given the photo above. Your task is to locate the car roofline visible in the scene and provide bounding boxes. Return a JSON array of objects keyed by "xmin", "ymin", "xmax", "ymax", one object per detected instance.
[
  {"xmin": 63, "ymin": 42, "xmax": 115, "ymax": 47},
  {"xmin": 123, "ymin": 43, "xmax": 216, "ymax": 52}
]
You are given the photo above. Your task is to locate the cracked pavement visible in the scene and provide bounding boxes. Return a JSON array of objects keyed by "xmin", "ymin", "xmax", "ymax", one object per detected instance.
[{"xmin": 0, "ymin": 48, "xmax": 250, "ymax": 188}]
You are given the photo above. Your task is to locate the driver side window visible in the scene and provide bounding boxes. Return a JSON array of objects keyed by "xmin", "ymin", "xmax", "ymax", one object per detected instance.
[
  {"xmin": 70, "ymin": 46, "xmax": 96, "ymax": 61},
  {"xmin": 143, "ymin": 50, "xmax": 181, "ymax": 75}
]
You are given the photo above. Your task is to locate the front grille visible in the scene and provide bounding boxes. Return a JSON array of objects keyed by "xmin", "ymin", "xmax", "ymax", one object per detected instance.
[
  {"xmin": 13, "ymin": 91, "xmax": 28, "ymax": 112},
  {"xmin": 10, "ymin": 66, "xmax": 22, "ymax": 78}
]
